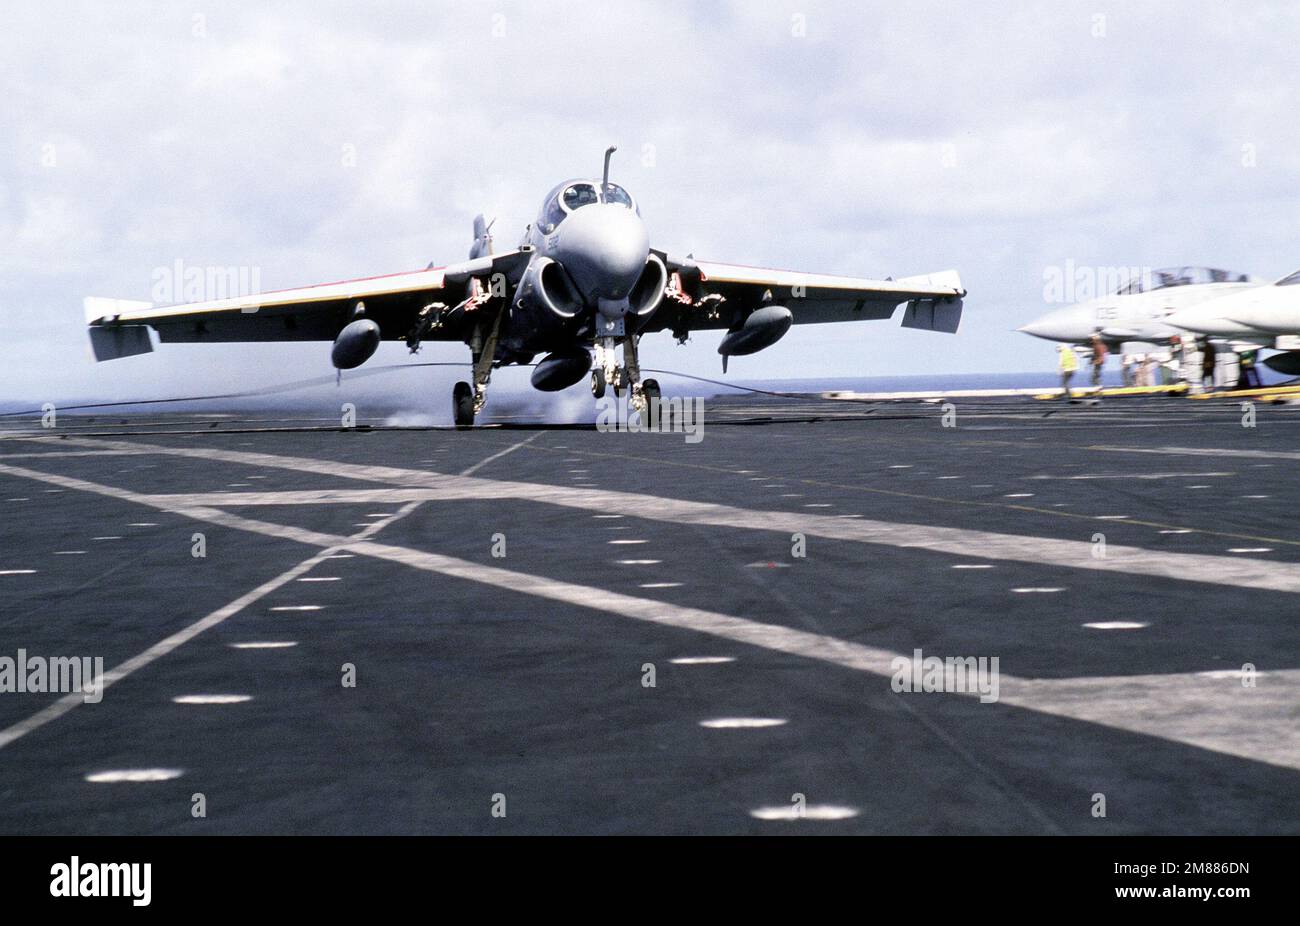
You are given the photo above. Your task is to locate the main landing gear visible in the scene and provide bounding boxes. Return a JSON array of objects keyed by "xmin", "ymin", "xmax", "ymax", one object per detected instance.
[
  {"xmin": 453, "ymin": 305, "xmax": 504, "ymax": 428},
  {"xmin": 452, "ymin": 381, "xmax": 474, "ymax": 427}
]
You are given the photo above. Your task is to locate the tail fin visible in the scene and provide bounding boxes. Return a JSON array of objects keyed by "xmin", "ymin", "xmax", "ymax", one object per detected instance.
[{"xmin": 469, "ymin": 214, "xmax": 494, "ymax": 260}]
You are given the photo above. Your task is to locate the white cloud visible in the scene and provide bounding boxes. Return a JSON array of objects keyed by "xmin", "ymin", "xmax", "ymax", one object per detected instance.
[{"xmin": 3, "ymin": 0, "xmax": 1300, "ymax": 409}]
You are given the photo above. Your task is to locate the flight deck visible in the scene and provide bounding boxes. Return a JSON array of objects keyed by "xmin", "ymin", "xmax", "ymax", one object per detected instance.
[{"xmin": 0, "ymin": 391, "xmax": 1296, "ymax": 834}]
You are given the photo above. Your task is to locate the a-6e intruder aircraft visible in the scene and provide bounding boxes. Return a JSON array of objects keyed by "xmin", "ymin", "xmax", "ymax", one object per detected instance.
[{"xmin": 85, "ymin": 148, "xmax": 966, "ymax": 426}]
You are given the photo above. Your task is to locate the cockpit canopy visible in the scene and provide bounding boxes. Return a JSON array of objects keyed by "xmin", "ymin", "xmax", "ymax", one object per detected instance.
[
  {"xmin": 539, "ymin": 180, "xmax": 637, "ymax": 233},
  {"xmin": 1112, "ymin": 266, "xmax": 1251, "ymax": 295}
]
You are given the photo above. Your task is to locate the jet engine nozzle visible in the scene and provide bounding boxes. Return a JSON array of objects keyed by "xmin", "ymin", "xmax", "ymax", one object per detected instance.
[
  {"xmin": 520, "ymin": 257, "xmax": 585, "ymax": 319},
  {"xmin": 629, "ymin": 254, "xmax": 668, "ymax": 318},
  {"xmin": 331, "ymin": 318, "xmax": 381, "ymax": 369}
]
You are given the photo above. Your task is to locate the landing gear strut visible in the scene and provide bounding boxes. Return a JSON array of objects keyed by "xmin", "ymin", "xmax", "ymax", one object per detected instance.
[
  {"xmin": 453, "ymin": 304, "xmax": 504, "ymax": 428},
  {"xmin": 622, "ymin": 333, "xmax": 649, "ymax": 415},
  {"xmin": 591, "ymin": 333, "xmax": 657, "ymax": 420},
  {"xmin": 594, "ymin": 337, "xmax": 620, "ymax": 399}
]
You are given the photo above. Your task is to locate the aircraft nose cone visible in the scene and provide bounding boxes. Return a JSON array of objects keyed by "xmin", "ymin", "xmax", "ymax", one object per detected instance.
[
  {"xmin": 553, "ymin": 204, "xmax": 649, "ymax": 301},
  {"xmin": 1018, "ymin": 307, "xmax": 1084, "ymax": 342}
]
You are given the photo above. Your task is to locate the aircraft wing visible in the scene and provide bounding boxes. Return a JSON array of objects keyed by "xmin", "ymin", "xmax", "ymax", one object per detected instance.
[
  {"xmin": 646, "ymin": 258, "xmax": 966, "ymax": 335},
  {"xmin": 85, "ymin": 250, "xmax": 531, "ymax": 361}
]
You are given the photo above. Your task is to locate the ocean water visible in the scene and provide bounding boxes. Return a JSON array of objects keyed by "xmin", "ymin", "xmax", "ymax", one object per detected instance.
[{"xmin": 2, "ymin": 365, "xmax": 1285, "ymax": 423}]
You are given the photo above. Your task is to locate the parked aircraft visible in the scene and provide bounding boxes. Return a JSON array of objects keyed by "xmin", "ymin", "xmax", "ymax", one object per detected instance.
[{"xmin": 1018, "ymin": 267, "xmax": 1256, "ymax": 350}]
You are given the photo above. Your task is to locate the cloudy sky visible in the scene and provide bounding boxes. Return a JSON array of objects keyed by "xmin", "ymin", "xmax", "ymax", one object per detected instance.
[{"xmin": 3, "ymin": 0, "xmax": 1299, "ymax": 412}]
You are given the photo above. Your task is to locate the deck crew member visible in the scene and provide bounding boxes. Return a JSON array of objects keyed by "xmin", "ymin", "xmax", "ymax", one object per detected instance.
[
  {"xmin": 1089, "ymin": 333, "xmax": 1109, "ymax": 387},
  {"xmin": 1058, "ymin": 344, "xmax": 1078, "ymax": 399},
  {"xmin": 1201, "ymin": 339, "xmax": 1217, "ymax": 392},
  {"xmin": 1237, "ymin": 348, "xmax": 1261, "ymax": 389}
]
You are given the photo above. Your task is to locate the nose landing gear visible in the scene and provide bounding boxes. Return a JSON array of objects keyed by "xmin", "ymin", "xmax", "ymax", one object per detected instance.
[
  {"xmin": 591, "ymin": 334, "xmax": 658, "ymax": 419},
  {"xmin": 593, "ymin": 337, "xmax": 620, "ymax": 400}
]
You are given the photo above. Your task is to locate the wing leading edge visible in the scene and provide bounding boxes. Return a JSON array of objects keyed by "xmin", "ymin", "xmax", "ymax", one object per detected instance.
[
  {"xmin": 646, "ymin": 259, "xmax": 965, "ymax": 336},
  {"xmin": 84, "ymin": 250, "xmax": 532, "ymax": 360}
]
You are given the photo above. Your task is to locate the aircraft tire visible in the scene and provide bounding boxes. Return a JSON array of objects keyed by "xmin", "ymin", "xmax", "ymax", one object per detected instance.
[
  {"xmin": 591, "ymin": 368, "xmax": 606, "ymax": 399},
  {"xmin": 453, "ymin": 381, "xmax": 475, "ymax": 428},
  {"xmin": 642, "ymin": 379, "xmax": 661, "ymax": 429}
]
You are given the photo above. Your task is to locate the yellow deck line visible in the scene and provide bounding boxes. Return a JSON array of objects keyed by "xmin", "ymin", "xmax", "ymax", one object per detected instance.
[
  {"xmin": 1188, "ymin": 384, "xmax": 1300, "ymax": 400},
  {"xmin": 1032, "ymin": 384, "xmax": 1188, "ymax": 400}
]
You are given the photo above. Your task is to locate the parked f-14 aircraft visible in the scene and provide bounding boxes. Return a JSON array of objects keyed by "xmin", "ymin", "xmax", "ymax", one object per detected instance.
[
  {"xmin": 1018, "ymin": 266, "xmax": 1257, "ymax": 350},
  {"xmin": 85, "ymin": 148, "xmax": 966, "ymax": 426},
  {"xmin": 1165, "ymin": 267, "xmax": 1300, "ymax": 374},
  {"xmin": 1164, "ymin": 267, "xmax": 1300, "ymax": 339}
]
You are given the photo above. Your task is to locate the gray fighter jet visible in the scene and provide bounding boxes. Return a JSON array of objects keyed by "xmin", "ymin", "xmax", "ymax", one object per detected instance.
[
  {"xmin": 1018, "ymin": 266, "xmax": 1257, "ymax": 351},
  {"xmin": 85, "ymin": 148, "xmax": 966, "ymax": 426}
]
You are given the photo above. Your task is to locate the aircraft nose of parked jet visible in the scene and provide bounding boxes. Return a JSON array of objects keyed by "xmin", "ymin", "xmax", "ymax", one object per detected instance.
[
  {"xmin": 552, "ymin": 203, "xmax": 650, "ymax": 302},
  {"xmin": 1017, "ymin": 306, "xmax": 1088, "ymax": 342}
]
